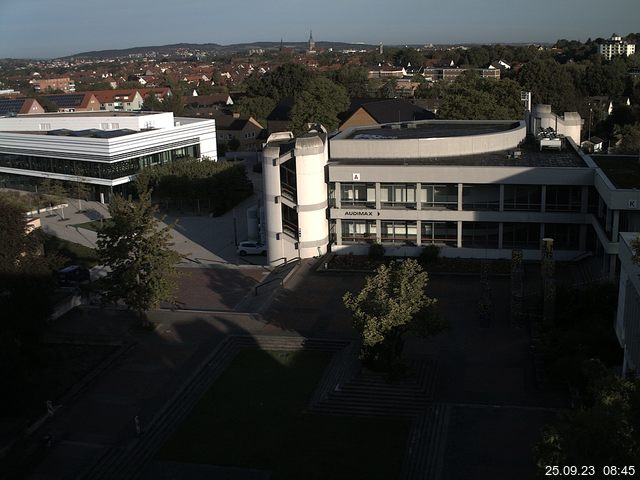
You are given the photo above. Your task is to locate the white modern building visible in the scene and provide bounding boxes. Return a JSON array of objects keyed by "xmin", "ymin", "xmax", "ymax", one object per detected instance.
[
  {"xmin": 0, "ymin": 111, "xmax": 216, "ymax": 200},
  {"xmin": 599, "ymin": 34, "xmax": 636, "ymax": 60}
]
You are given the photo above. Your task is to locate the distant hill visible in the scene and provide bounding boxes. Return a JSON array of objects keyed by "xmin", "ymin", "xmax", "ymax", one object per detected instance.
[{"xmin": 64, "ymin": 41, "xmax": 381, "ymax": 59}]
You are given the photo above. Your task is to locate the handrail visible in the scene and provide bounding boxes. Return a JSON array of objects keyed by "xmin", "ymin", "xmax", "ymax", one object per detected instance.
[{"xmin": 254, "ymin": 277, "xmax": 283, "ymax": 296}]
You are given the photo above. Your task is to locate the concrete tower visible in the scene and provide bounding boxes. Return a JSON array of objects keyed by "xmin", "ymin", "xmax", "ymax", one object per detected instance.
[{"xmin": 262, "ymin": 128, "xmax": 329, "ymax": 263}]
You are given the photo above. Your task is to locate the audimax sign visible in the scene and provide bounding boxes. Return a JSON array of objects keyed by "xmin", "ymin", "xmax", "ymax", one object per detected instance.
[{"xmin": 344, "ymin": 211, "xmax": 381, "ymax": 216}]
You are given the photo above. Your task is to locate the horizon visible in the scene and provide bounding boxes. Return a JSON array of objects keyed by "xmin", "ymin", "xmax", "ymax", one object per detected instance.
[{"xmin": 0, "ymin": 0, "xmax": 638, "ymax": 59}]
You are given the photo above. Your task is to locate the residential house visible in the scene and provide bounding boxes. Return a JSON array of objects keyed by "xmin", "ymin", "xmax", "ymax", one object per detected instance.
[
  {"xmin": 183, "ymin": 94, "xmax": 234, "ymax": 117},
  {"xmin": 39, "ymin": 93, "xmax": 101, "ymax": 112},
  {"xmin": 339, "ymin": 99, "xmax": 436, "ymax": 131},
  {"xmin": 91, "ymin": 89, "xmax": 144, "ymax": 111},
  {"xmin": 0, "ymin": 98, "xmax": 45, "ymax": 116},
  {"xmin": 216, "ymin": 114, "xmax": 265, "ymax": 151}
]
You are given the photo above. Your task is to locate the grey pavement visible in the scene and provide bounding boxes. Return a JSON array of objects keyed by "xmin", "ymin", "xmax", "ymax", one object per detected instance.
[
  {"xmin": 32, "ymin": 160, "xmax": 267, "ymax": 269},
  {"xmin": 28, "ymin": 309, "xmax": 276, "ymax": 480}
]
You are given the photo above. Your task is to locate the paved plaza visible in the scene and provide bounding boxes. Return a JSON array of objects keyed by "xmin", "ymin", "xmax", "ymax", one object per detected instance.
[{"xmin": 12, "ymin": 166, "xmax": 565, "ymax": 479}]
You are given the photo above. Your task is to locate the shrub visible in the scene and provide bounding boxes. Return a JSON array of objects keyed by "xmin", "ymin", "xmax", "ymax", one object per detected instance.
[
  {"xmin": 419, "ymin": 244, "xmax": 441, "ymax": 264},
  {"xmin": 368, "ymin": 243, "xmax": 385, "ymax": 259}
]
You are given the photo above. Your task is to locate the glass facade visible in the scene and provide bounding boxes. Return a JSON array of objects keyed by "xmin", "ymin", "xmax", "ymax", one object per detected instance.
[
  {"xmin": 502, "ymin": 223, "xmax": 541, "ymax": 249},
  {"xmin": 380, "ymin": 183, "xmax": 416, "ymax": 209},
  {"xmin": 420, "ymin": 184, "xmax": 457, "ymax": 210},
  {"xmin": 0, "ymin": 145, "xmax": 199, "ymax": 180},
  {"xmin": 341, "ymin": 220, "xmax": 377, "ymax": 243},
  {"xmin": 341, "ymin": 183, "xmax": 375, "ymax": 208},
  {"xmin": 281, "ymin": 204, "xmax": 298, "ymax": 239},
  {"xmin": 545, "ymin": 186, "xmax": 582, "ymax": 212},
  {"xmin": 462, "ymin": 185, "xmax": 500, "ymax": 211},
  {"xmin": 381, "ymin": 221, "xmax": 417, "ymax": 244},
  {"xmin": 503, "ymin": 185, "xmax": 542, "ymax": 211},
  {"xmin": 279, "ymin": 158, "xmax": 297, "ymax": 202},
  {"xmin": 544, "ymin": 223, "xmax": 580, "ymax": 250},
  {"xmin": 462, "ymin": 222, "xmax": 499, "ymax": 248},
  {"xmin": 421, "ymin": 221, "xmax": 457, "ymax": 246}
]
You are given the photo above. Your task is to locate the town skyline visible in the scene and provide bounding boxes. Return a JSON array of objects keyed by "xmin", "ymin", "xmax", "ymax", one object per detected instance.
[{"xmin": 1, "ymin": 0, "xmax": 638, "ymax": 59}]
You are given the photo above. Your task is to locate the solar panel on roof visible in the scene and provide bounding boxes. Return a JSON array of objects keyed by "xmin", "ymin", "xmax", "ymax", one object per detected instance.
[
  {"xmin": 42, "ymin": 94, "xmax": 84, "ymax": 109},
  {"xmin": 0, "ymin": 98, "xmax": 25, "ymax": 115}
]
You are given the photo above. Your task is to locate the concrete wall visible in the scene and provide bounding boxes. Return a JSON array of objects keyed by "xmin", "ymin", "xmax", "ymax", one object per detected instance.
[
  {"xmin": 0, "ymin": 111, "xmax": 175, "ymax": 131},
  {"xmin": 331, "ymin": 121, "xmax": 526, "ymax": 159}
]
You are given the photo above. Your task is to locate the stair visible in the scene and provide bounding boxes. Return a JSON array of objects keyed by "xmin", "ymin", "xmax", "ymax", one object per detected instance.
[
  {"xmin": 310, "ymin": 357, "xmax": 439, "ymax": 418},
  {"xmin": 78, "ymin": 335, "xmax": 350, "ymax": 480}
]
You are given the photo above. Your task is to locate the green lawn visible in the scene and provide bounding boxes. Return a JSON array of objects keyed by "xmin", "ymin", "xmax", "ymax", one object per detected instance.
[
  {"xmin": 157, "ymin": 349, "xmax": 410, "ymax": 480},
  {"xmin": 42, "ymin": 233, "xmax": 99, "ymax": 267},
  {"xmin": 73, "ymin": 218, "xmax": 113, "ymax": 232}
]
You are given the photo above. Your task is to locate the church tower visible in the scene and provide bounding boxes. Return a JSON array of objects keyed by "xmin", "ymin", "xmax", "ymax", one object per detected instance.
[{"xmin": 308, "ymin": 30, "xmax": 316, "ymax": 53}]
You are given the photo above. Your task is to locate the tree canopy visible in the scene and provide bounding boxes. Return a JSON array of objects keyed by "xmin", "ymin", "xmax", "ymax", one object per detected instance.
[
  {"xmin": 343, "ymin": 259, "xmax": 445, "ymax": 371},
  {"xmin": 290, "ymin": 76, "xmax": 350, "ymax": 134},
  {"xmin": 436, "ymin": 74, "xmax": 525, "ymax": 120},
  {"xmin": 517, "ymin": 58, "xmax": 580, "ymax": 113},
  {"xmin": 535, "ymin": 360, "xmax": 640, "ymax": 470},
  {"xmin": 96, "ymin": 190, "xmax": 182, "ymax": 325}
]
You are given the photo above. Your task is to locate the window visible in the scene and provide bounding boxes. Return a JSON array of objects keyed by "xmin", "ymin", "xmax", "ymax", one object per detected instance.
[
  {"xmin": 381, "ymin": 221, "xmax": 417, "ymax": 244},
  {"xmin": 341, "ymin": 220, "xmax": 377, "ymax": 243},
  {"xmin": 545, "ymin": 186, "xmax": 582, "ymax": 212},
  {"xmin": 502, "ymin": 223, "xmax": 540, "ymax": 249},
  {"xmin": 544, "ymin": 223, "xmax": 580, "ymax": 250},
  {"xmin": 462, "ymin": 185, "xmax": 499, "ymax": 211},
  {"xmin": 503, "ymin": 185, "xmax": 542, "ymax": 211},
  {"xmin": 280, "ymin": 158, "xmax": 297, "ymax": 201},
  {"xmin": 340, "ymin": 183, "xmax": 375, "ymax": 208},
  {"xmin": 282, "ymin": 204, "xmax": 298, "ymax": 239},
  {"xmin": 380, "ymin": 183, "xmax": 416, "ymax": 208},
  {"xmin": 421, "ymin": 184, "xmax": 457, "ymax": 210},
  {"xmin": 462, "ymin": 222, "xmax": 499, "ymax": 248},
  {"xmin": 421, "ymin": 221, "xmax": 457, "ymax": 246}
]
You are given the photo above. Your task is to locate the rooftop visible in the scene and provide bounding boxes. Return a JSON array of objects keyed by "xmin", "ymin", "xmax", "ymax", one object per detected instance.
[
  {"xmin": 592, "ymin": 155, "xmax": 640, "ymax": 189},
  {"xmin": 7, "ymin": 111, "xmax": 164, "ymax": 118},
  {"xmin": 330, "ymin": 138, "xmax": 587, "ymax": 168},
  {"xmin": 340, "ymin": 120, "xmax": 520, "ymax": 140}
]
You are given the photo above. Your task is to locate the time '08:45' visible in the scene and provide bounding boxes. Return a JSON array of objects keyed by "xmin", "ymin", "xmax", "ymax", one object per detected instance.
[{"xmin": 544, "ymin": 465, "xmax": 637, "ymax": 476}]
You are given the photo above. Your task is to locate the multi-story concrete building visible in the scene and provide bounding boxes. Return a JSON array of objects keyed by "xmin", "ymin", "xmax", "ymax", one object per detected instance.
[
  {"xmin": 261, "ymin": 105, "xmax": 640, "ymax": 375},
  {"xmin": 32, "ymin": 77, "xmax": 76, "ymax": 93},
  {"xmin": 0, "ymin": 111, "xmax": 216, "ymax": 201},
  {"xmin": 599, "ymin": 34, "xmax": 636, "ymax": 60}
]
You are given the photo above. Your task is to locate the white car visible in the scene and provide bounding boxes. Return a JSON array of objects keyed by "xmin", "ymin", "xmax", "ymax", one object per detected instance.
[{"xmin": 237, "ymin": 241, "xmax": 267, "ymax": 256}]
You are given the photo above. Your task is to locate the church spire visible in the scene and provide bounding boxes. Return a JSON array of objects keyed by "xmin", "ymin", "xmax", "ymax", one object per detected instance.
[{"xmin": 308, "ymin": 30, "xmax": 315, "ymax": 53}]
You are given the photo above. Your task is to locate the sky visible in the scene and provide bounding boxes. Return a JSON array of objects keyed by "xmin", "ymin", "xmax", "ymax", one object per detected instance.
[{"xmin": 0, "ymin": 0, "xmax": 638, "ymax": 59}]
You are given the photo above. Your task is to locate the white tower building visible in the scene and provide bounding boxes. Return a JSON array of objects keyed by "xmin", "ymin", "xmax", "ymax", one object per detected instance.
[{"xmin": 262, "ymin": 127, "xmax": 329, "ymax": 264}]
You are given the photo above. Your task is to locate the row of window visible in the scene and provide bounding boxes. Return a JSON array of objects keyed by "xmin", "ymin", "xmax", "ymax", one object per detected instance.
[
  {"xmin": 334, "ymin": 183, "xmax": 590, "ymax": 213},
  {"xmin": 0, "ymin": 145, "xmax": 199, "ymax": 180},
  {"xmin": 339, "ymin": 220, "xmax": 581, "ymax": 250}
]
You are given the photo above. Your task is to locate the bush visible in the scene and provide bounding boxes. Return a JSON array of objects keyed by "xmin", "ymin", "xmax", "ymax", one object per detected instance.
[
  {"xmin": 368, "ymin": 243, "xmax": 385, "ymax": 259},
  {"xmin": 419, "ymin": 244, "xmax": 441, "ymax": 264}
]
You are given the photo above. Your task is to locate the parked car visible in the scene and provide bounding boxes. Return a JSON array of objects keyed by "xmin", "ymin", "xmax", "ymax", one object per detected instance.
[
  {"xmin": 55, "ymin": 265, "xmax": 90, "ymax": 286},
  {"xmin": 237, "ymin": 241, "xmax": 267, "ymax": 256}
]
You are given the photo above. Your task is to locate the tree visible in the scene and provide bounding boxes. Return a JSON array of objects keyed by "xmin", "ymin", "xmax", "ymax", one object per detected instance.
[
  {"xmin": 534, "ymin": 361, "xmax": 640, "ymax": 472},
  {"xmin": 517, "ymin": 58, "xmax": 580, "ymax": 113},
  {"xmin": 330, "ymin": 65, "xmax": 371, "ymax": 98},
  {"xmin": 96, "ymin": 190, "xmax": 182, "ymax": 326},
  {"xmin": 141, "ymin": 93, "xmax": 163, "ymax": 111},
  {"xmin": 233, "ymin": 95, "xmax": 276, "ymax": 126},
  {"xmin": 343, "ymin": 259, "xmax": 445, "ymax": 371},
  {"xmin": 289, "ymin": 76, "xmax": 349, "ymax": 134},
  {"xmin": 0, "ymin": 199, "xmax": 60, "ymax": 407},
  {"xmin": 437, "ymin": 74, "xmax": 524, "ymax": 120},
  {"xmin": 612, "ymin": 123, "xmax": 640, "ymax": 154}
]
